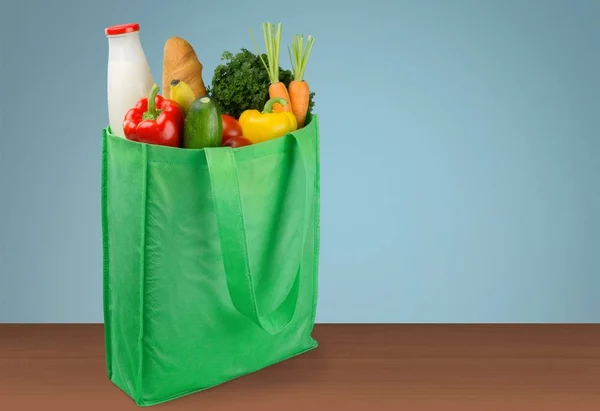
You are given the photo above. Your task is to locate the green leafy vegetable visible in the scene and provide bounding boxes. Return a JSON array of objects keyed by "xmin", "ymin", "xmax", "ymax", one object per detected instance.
[{"xmin": 207, "ymin": 48, "xmax": 315, "ymax": 119}]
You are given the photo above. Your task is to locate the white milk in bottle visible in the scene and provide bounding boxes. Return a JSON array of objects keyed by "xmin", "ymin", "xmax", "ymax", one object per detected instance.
[{"xmin": 105, "ymin": 23, "xmax": 154, "ymax": 138}]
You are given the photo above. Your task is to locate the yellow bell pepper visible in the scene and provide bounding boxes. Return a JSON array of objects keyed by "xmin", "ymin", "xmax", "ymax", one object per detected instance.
[{"xmin": 239, "ymin": 97, "xmax": 297, "ymax": 144}]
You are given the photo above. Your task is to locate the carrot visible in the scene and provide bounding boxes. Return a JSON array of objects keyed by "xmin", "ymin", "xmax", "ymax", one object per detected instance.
[
  {"xmin": 287, "ymin": 34, "xmax": 315, "ymax": 128},
  {"xmin": 268, "ymin": 81, "xmax": 291, "ymax": 112},
  {"xmin": 288, "ymin": 80, "xmax": 310, "ymax": 127},
  {"xmin": 251, "ymin": 22, "xmax": 292, "ymax": 113}
]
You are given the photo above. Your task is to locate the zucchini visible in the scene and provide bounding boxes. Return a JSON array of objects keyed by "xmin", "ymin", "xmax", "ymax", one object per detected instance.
[{"xmin": 183, "ymin": 96, "xmax": 223, "ymax": 149}]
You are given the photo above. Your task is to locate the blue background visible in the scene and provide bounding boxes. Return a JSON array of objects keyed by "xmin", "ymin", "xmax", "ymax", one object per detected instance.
[{"xmin": 1, "ymin": 0, "xmax": 598, "ymax": 323}]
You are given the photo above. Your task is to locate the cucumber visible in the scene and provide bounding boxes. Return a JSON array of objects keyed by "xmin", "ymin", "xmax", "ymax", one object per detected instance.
[{"xmin": 183, "ymin": 96, "xmax": 223, "ymax": 149}]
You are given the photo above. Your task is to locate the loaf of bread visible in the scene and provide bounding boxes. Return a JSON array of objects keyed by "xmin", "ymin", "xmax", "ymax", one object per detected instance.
[{"xmin": 162, "ymin": 37, "xmax": 207, "ymax": 99}]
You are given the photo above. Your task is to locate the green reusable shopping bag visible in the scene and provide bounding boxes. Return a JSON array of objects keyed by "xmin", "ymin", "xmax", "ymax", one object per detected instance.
[{"xmin": 101, "ymin": 114, "xmax": 320, "ymax": 406}]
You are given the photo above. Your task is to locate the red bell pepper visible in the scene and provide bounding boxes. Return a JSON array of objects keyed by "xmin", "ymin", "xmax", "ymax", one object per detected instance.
[{"xmin": 123, "ymin": 83, "xmax": 184, "ymax": 147}]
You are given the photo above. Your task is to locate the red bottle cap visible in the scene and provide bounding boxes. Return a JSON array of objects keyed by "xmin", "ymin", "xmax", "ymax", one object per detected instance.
[{"xmin": 105, "ymin": 23, "xmax": 140, "ymax": 36}]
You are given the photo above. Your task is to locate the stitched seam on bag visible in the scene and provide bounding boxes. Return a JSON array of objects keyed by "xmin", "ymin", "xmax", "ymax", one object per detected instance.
[
  {"xmin": 108, "ymin": 136, "xmax": 293, "ymax": 163},
  {"xmin": 135, "ymin": 144, "xmax": 149, "ymax": 402},
  {"xmin": 310, "ymin": 115, "xmax": 320, "ymax": 330},
  {"xmin": 106, "ymin": 126, "xmax": 308, "ymax": 167},
  {"xmin": 101, "ymin": 129, "xmax": 113, "ymax": 379},
  {"xmin": 146, "ymin": 150, "xmax": 288, "ymax": 167}
]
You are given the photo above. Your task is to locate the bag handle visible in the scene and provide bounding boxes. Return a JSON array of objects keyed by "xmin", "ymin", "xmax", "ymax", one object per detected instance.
[{"xmin": 204, "ymin": 133, "xmax": 315, "ymax": 335}]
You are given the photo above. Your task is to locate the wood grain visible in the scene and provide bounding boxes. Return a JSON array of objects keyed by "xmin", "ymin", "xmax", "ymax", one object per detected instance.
[{"xmin": 1, "ymin": 324, "xmax": 599, "ymax": 410}]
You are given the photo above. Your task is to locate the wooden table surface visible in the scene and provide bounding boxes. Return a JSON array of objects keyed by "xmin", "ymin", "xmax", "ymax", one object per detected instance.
[{"xmin": 1, "ymin": 324, "xmax": 599, "ymax": 410}]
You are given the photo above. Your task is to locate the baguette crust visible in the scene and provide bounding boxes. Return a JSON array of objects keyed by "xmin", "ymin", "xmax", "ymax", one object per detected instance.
[{"xmin": 162, "ymin": 37, "xmax": 207, "ymax": 99}]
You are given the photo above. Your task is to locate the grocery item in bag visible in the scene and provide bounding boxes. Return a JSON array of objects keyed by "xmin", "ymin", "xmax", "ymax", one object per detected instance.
[
  {"xmin": 105, "ymin": 23, "xmax": 154, "ymax": 138},
  {"xmin": 162, "ymin": 37, "xmax": 207, "ymax": 100},
  {"xmin": 183, "ymin": 96, "xmax": 223, "ymax": 149}
]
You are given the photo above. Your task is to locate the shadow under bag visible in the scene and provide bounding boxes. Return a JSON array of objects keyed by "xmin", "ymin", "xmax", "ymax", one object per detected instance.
[{"xmin": 101, "ymin": 114, "xmax": 321, "ymax": 406}]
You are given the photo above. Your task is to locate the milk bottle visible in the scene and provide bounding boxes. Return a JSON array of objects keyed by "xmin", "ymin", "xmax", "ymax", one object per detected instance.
[{"xmin": 105, "ymin": 23, "xmax": 154, "ymax": 138}]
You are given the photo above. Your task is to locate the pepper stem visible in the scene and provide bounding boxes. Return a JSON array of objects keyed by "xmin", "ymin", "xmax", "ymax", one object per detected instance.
[
  {"xmin": 263, "ymin": 97, "xmax": 288, "ymax": 113},
  {"xmin": 143, "ymin": 84, "xmax": 160, "ymax": 120}
]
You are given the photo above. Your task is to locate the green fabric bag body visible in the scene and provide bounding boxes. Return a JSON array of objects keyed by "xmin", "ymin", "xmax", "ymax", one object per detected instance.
[{"xmin": 101, "ymin": 115, "xmax": 321, "ymax": 406}]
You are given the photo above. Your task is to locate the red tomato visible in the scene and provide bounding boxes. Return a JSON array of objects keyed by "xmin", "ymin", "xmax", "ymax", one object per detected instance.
[
  {"xmin": 221, "ymin": 114, "xmax": 243, "ymax": 144},
  {"xmin": 223, "ymin": 135, "xmax": 252, "ymax": 148}
]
